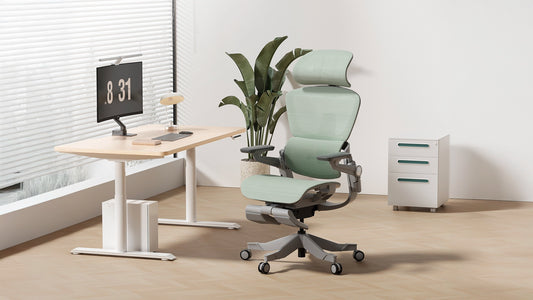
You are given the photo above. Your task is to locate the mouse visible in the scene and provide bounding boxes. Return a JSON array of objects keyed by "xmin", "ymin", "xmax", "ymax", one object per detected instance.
[{"xmin": 179, "ymin": 131, "xmax": 193, "ymax": 135}]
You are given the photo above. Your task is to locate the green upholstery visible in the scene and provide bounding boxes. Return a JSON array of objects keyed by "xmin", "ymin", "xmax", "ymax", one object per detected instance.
[
  {"xmin": 286, "ymin": 86, "xmax": 360, "ymax": 141},
  {"xmin": 283, "ymin": 84, "xmax": 360, "ymax": 179},
  {"xmin": 284, "ymin": 137, "xmax": 344, "ymax": 179},
  {"xmin": 292, "ymin": 50, "xmax": 353, "ymax": 87},
  {"xmin": 241, "ymin": 175, "xmax": 340, "ymax": 204}
]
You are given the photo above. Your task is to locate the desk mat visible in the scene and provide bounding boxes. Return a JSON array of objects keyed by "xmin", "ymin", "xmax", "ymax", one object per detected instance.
[{"xmin": 152, "ymin": 132, "xmax": 193, "ymax": 141}]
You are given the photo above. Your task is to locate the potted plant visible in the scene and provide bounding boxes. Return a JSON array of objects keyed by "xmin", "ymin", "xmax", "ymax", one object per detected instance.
[{"xmin": 219, "ymin": 36, "xmax": 311, "ymax": 179}]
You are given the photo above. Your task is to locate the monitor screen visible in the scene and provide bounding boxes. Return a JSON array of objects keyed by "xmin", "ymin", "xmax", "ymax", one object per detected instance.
[{"xmin": 96, "ymin": 62, "xmax": 143, "ymax": 123}]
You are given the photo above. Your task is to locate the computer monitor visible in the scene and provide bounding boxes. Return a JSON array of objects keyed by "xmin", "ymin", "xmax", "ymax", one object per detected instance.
[{"xmin": 96, "ymin": 62, "xmax": 143, "ymax": 136}]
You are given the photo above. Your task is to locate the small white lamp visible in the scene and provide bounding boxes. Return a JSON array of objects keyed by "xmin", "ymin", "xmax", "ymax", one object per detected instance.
[{"xmin": 160, "ymin": 92, "xmax": 184, "ymax": 131}]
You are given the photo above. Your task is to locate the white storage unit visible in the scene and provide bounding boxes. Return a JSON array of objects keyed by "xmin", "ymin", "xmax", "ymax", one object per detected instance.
[
  {"xmin": 102, "ymin": 199, "xmax": 158, "ymax": 251},
  {"xmin": 388, "ymin": 135, "xmax": 450, "ymax": 212}
]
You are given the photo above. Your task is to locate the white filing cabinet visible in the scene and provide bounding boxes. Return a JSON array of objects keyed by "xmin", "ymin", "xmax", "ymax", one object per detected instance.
[{"xmin": 388, "ymin": 135, "xmax": 449, "ymax": 212}]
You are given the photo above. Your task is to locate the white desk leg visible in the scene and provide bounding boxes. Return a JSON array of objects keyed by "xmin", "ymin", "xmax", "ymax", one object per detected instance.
[
  {"xmin": 71, "ymin": 161, "xmax": 176, "ymax": 261},
  {"xmin": 115, "ymin": 161, "xmax": 127, "ymax": 252},
  {"xmin": 159, "ymin": 148, "xmax": 240, "ymax": 229},
  {"xmin": 186, "ymin": 147, "xmax": 197, "ymax": 223}
]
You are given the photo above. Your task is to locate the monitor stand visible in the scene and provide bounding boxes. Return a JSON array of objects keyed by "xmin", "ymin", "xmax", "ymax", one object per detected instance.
[{"xmin": 112, "ymin": 117, "xmax": 137, "ymax": 137}]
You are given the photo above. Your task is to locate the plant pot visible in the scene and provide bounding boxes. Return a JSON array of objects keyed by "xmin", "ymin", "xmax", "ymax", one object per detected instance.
[{"xmin": 241, "ymin": 159, "xmax": 270, "ymax": 182}]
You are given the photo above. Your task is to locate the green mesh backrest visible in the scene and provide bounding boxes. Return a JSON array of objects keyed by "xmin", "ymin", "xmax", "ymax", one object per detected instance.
[
  {"xmin": 286, "ymin": 86, "xmax": 360, "ymax": 141},
  {"xmin": 284, "ymin": 50, "xmax": 360, "ymax": 179}
]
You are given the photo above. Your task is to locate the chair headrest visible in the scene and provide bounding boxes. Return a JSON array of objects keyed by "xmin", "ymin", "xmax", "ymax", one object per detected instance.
[{"xmin": 292, "ymin": 50, "xmax": 353, "ymax": 87}]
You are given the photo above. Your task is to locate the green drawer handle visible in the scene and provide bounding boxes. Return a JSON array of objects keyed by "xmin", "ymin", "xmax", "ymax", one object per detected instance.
[
  {"xmin": 397, "ymin": 160, "xmax": 429, "ymax": 165},
  {"xmin": 398, "ymin": 143, "xmax": 429, "ymax": 148},
  {"xmin": 397, "ymin": 178, "xmax": 429, "ymax": 183}
]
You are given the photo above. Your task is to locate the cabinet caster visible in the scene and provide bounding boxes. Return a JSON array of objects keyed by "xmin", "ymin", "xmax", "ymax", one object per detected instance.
[
  {"xmin": 353, "ymin": 250, "xmax": 365, "ymax": 262},
  {"xmin": 330, "ymin": 263, "xmax": 342, "ymax": 275},
  {"xmin": 240, "ymin": 249, "xmax": 251, "ymax": 260},
  {"xmin": 258, "ymin": 262, "xmax": 270, "ymax": 274},
  {"xmin": 393, "ymin": 205, "xmax": 399, "ymax": 211}
]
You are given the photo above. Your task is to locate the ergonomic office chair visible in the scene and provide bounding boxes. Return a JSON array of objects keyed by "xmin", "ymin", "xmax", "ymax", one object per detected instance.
[{"xmin": 238, "ymin": 50, "xmax": 363, "ymax": 275}]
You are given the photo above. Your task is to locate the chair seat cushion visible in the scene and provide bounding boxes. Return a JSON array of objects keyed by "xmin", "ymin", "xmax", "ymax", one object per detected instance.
[{"xmin": 241, "ymin": 174, "xmax": 340, "ymax": 205}]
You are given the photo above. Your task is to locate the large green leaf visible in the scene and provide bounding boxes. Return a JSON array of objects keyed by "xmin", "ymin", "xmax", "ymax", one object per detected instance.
[
  {"xmin": 255, "ymin": 91, "xmax": 274, "ymax": 127},
  {"xmin": 245, "ymin": 106, "xmax": 253, "ymax": 130},
  {"xmin": 268, "ymin": 105, "xmax": 287, "ymax": 134},
  {"xmin": 233, "ymin": 80, "xmax": 248, "ymax": 97},
  {"xmin": 226, "ymin": 53, "xmax": 255, "ymax": 97},
  {"xmin": 246, "ymin": 94, "xmax": 258, "ymax": 130},
  {"xmin": 265, "ymin": 67, "xmax": 275, "ymax": 91},
  {"xmin": 219, "ymin": 96, "xmax": 250, "ymax": 129},
  {"xmin": 254, "ymin": 36, "xmax": 287, "ymax": 95},
  {"xmin": 271, "ymin": 48, "xmax": 312, "ymax": 91},
  {"xmin": 219, "ymin": 95, "xmax": 241, "ymax": 108}
]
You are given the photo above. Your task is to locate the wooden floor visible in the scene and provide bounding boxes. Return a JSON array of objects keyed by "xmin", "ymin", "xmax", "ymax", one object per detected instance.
[{"xmin": 2, "ymin": 187, "xmax": 533, "ymax": 299}]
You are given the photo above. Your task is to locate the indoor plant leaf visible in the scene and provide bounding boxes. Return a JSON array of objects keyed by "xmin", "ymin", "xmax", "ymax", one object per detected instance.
[
  {"xmin": 256, "ymin": 91, "xmax": 275, "ymax": 127},
  {"xmin": 272, "ymin": 48, "xmax": 312, "ymax": 91},
  {"xmin": 254, "ymin": 36, "xmax": 287, "ymax": 95},
  {"xmin": 246, "ymin": 95, "xmax": 258, "ymax": 131},
  {"xmin": 226, "ymin": 52, "xmax": 255, "ymax": 97},
  {"xmin": 233, "ymin": 79, "xmax": 248, "ymax": 97},
  {"xmin": 219, "ymin": 96, "xmax": 250, "ymax": 129},
  {"xmin": 268, "ymin": 106, "xmax": 287, "ymax": 134}
]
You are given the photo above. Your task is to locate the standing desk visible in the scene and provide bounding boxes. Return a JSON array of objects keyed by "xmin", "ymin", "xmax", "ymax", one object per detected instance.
[{"xmin": 54, "ymin": 124, "xmax": 245, "ymax": 260}]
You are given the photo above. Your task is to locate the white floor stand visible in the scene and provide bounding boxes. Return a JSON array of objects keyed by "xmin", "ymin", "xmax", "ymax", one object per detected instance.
[{"xmin": 158, "ymin": 148, "xmax": 240, "ymax": 229}]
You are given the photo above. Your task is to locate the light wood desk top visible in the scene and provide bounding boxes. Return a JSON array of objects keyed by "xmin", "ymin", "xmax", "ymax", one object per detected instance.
[{"xmin": 54, "ymin": 124, "xmax": 245, "ymax": 160}]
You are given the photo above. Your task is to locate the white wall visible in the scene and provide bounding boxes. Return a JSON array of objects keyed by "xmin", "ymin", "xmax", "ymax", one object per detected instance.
[{"xmin": 185, "ymin": 0, "xmax": 533, "ymax": 201}]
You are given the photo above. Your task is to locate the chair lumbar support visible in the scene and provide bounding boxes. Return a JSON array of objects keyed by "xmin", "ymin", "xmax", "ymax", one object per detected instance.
[{"xmin": 239, "ymin": 49, "xmax": 364, "ymax": 275}]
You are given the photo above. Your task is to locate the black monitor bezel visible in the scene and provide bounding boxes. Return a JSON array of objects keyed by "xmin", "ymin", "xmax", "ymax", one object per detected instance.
[{"xmin": 96, "ymin": 61, "xmax": 143, "ymax": 123}]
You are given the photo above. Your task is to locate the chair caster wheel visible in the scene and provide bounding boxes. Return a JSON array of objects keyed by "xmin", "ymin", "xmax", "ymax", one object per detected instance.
[
  {"xmin": 330, "ymin": 263, "xmax": 342, "ymax": 275},
  {"xmin": 258, "ymin": 262, "xmax": 270, "ymax": 274},
  {"xmin": 240, "ymin": 249, "xmax": 251, "ymax": 260},
  {"xmin": 353, "ymin": 250, "xmax": 365, "ymax": 262}
]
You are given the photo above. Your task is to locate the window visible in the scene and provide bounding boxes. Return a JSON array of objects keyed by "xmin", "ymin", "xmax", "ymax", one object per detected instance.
[{"xmin": 0, "ymin": 0, "xmax": 174, "ymax": 204}]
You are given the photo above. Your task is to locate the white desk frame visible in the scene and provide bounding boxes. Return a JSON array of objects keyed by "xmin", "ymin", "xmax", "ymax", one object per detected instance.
[
  {"xmin": 55, "ymin": 125, "xmax": 244, "ymax": 260},
  {"xmin": 71, "ymin": 160, "xmax": 176, "ymax": 260},
  {"xmin": 158, "ymin": 148, "xmax": 240, "ymax": 229}
]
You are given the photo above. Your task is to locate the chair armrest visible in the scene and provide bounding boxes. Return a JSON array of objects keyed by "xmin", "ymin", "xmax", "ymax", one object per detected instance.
[
  {"xmin": 240, "ymin": 145, "xmax": 281, "ymax": 168},
  {"xmin": 241, "ymin": 145, "xmax": 275, "ymax": 154},
  {"xmin": 317, "ymin": 152, "xmax": 359, "ymax": 176},
  {"xmin": 316, "ymin": 151, "xmax": 363, "ymax": 211}
]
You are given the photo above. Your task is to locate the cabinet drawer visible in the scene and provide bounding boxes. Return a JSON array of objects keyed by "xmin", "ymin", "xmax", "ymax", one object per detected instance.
[
  {"xmin": 389, "ymin": 139, "xmax": 439, "ymax": 157},
  {"xmin": 388, "ymin": 173, "xmax": 438, "ymax": 208},
  {"xmin": 388, "ymin": 156, "xmax": 438, "ymax": 174}
]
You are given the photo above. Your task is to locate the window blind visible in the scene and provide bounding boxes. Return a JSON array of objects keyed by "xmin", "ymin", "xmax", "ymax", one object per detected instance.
[{"xmin": 0, "ymin": 0, "xmax": 174, "ymax": 189}]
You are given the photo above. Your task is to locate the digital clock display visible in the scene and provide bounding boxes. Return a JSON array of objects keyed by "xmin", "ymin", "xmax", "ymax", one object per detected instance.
[{"xmin": 96, "ymin": 62, "xmax": 143, "ymax": 123}]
